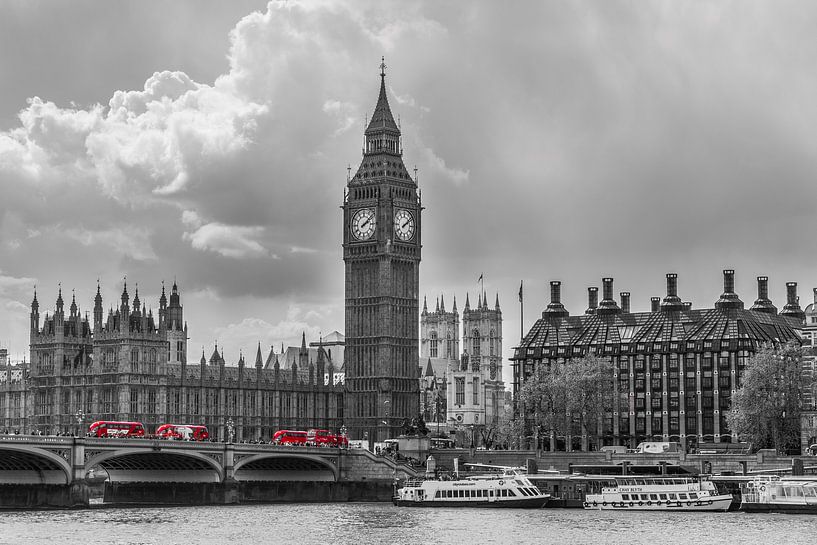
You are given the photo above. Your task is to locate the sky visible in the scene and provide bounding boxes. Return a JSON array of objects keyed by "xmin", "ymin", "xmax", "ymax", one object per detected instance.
[{"xmin": 2, "ymin": 1, "xmax": 817, "ymax": 387}]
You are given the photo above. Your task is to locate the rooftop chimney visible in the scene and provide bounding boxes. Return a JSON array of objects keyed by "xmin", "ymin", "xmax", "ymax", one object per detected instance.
[
  {"xmin": 543, "ymin": 281, "xmax": 569, "ymax": 319},
  {"xmin": 682, "ymin": 302, "xmax": 692, "ymax": 311},
  {"xmin": 750, "ymin": 276, "xmax": 777, "ymax": 314},
  {"xmin": 597, "ymin": 278, "xmax": 621, "ymax": 315},
  {"xmin": 661, "ymin": 273, "xmax": 683, "ymax": 311},
  {"xmin": 780, "ymin": 282, "xmax": 805, "ymax": 321},
  {"xmin": 715, "ymin": 269, "xmax": 744, "ymax": 310},
  {"xmin": 650, "ymin": 297, "xmax": 660, "ymax": 312},
  {"xmin": 586, "ymin": 287, "xmax": 598, "ymax": 315},
  {"xmin": 620, "ymin": 292, "xmax": 631, "ymax": 314}
]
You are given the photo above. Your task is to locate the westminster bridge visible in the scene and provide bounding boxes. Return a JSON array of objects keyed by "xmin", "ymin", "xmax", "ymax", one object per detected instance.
[{"xmin": 0, "ymin": 435, "xmax": 419, "ymax": 508}]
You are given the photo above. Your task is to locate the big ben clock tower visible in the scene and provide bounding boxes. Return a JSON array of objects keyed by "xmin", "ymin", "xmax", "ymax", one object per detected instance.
[{"xmin": 343, "ymin": 59, "xmax": 421, "ymax": 443}]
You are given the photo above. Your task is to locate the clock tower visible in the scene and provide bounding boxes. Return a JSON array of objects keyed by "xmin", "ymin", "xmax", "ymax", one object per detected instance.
[{"xmin": 343, "ymin": 59, "xmax": 421, "ymax": 443}]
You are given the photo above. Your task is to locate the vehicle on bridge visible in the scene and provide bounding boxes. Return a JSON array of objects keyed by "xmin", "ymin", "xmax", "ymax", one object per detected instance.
[
  {"xmin": 87, "ymin": 421, "xmax": 145, "ymax": 438},
  {"xmin": 156, "ymin": 424, "xmax": 210, "ymax": 441},
  {"xmin": 271, "ymin": 430, "xmax": 308, "ymax": 446},
  {"xmin": 306, "ymin": 428, "xmax": 348, "ymax": 448}
]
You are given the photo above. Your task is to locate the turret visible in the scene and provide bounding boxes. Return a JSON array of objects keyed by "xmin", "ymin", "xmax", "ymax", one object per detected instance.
[
  {"xmin": 30, "ymin": 288, "xmax": 40, "ymax": 334},
  {"xmin": 93, "ymin": 281, "xmax": 103, "ymax": 333}
]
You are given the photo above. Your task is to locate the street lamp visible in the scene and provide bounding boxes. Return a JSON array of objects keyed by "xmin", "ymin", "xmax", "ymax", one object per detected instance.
[
  {"xmin": 340, "ymin": 425, "xmax": 348, "ymax": 449},
  {"xmin": 75, "ymin": 409, "xmax": 85, "ymax": 437},
  {"xmin": 226, "ymin": 418, "xmax": 234, "ymax": 443}
]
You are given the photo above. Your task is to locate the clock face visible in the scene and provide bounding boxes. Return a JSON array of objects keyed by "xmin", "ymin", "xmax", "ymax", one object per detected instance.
[
  {"xmin": 393, "ymin": 209, "xmax": 415, "ymax": 241},
  {"xmin": 351, "ymin": 208, "xmax": 376, "ymax": 240}
]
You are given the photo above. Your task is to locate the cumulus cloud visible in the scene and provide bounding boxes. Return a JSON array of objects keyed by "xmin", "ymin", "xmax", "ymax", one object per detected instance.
[{"xmin": 183, "ymin": 222, "xmax": 269, "ymax": 259}]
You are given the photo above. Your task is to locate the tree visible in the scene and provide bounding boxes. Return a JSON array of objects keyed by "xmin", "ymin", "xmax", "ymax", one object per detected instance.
[
  {"xmin": 726, "ymin": 343, "xmax": 804, "ymax": 454},
  {"xmin": 493, "ymin": 406, "xmax": 525, "ymax": 450},
  {"xmin": 519, "ymin": 355, "xmax": 614, "ymax": 451}
]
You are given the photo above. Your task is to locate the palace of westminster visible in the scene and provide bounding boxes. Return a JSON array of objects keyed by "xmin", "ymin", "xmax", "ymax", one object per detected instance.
[{"xmin": 1, "ymin": 64, "xmax": 816, "ymax": 451}]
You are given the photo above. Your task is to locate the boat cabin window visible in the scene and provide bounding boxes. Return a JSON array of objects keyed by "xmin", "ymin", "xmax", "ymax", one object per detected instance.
[
  {"xmin": 434, "ymin": 491, "xmax": 441, "ymax": 499},
  {"xmin": 678, "ymin": 494, "xmax": 688, "ymax": 500},
  {"xmin": 689, "ymin": 493, "xmax": 698, "ymax": 500},
  {"xmin": 621, "ymin": 494, "xmax": 630, "ymax": 500},
  {"xmin": 640, "ymin": 494, "xmax": 649, "ymax": 501},
  {"xmin": 649, "ymin": 494, "xmax": 658, "ymax": 501},
  {"xmin": 659, "ymin": 494, "xmax": 668, "ymax": 500},
  {"xmin": 668, "ymin": 493, "xmax": 677, "ymax": 500}
]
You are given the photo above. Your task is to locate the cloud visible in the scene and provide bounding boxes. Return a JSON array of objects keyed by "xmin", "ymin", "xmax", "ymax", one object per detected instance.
[
  {"xmin": 183, "ymin": 222, "xmax": 269, "ymax": 259},
  {"xmin": 62, "ymin": 226, "xmax": 157, "ymax": 261}
]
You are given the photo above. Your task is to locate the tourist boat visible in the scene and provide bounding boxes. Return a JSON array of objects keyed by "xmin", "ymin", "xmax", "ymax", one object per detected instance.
[
  {"xmin": 583, "ymin": 475, "xmax": 732, "ymax": 511},
  {"xmin": 393, "ymin": 469, "xmax": 549, "ymax": 508},
  {"xmin": 740, "ymin": 475, "xmax": 817, "ymax": 513}
]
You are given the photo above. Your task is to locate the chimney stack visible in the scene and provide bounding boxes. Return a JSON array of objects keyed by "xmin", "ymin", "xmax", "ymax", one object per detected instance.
[
  {"xmin": 597, "ymin": 278, "xmax": 621, "ymax": 315},
  {"xmin": 661, "ymin": 273, "xmax": 683, "ymax": 311},
  {"xmin": 650, "ymin": 297, "xmax": 660, "ymax": 312},
  {"xmin": 682, "ymin": 302, "xmax": 692, "ymax": 311},
  {"xmin": 715, "ymin": 269, "xmax": 744, "ymax": 310},
  {"xmin": 586, "ymin": 287, "xmax": 598, "ymax": 315},
  {"xmin": 543, "ymin": 281, "xmax": 569, "ymax": 319},
  {"xmin": 750, "ymin": 276, "xmax": 776, "ymax": 314},
  {"xmin": 620, "ymin": 292, "xmax": 631, "ymax": 314},
  {"xmin": 780, "ymin": 282, "xmax": 805, "ymax": 321}
]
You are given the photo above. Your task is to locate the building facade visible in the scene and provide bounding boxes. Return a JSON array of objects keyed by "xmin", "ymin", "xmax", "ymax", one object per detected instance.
[
  {"xmin": 512, "ymin": 271, "xmax": 807, "ymax": 451},
  {"xmin": 343, "ymin": 61, "xmax": 421, "ymax": 442},
  {"xmin": 419, "ymin": 292, "xmax": 506, "ymax": 435},
  {"xmin": 16, "ymin": 283, "xmax": 344, "ymax": 440}
]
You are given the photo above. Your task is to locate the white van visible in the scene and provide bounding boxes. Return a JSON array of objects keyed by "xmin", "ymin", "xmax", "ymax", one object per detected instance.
[{"xmin": 634, "ymin": 441, "xmax": 682, "ymax": 454}]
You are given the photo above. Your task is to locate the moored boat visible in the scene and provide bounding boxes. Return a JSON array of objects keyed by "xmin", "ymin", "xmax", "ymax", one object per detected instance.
[
  {"xmin": 583, "ymin": 475, "xmax": 732, "ymax": 511},
  {"xmin": 740, "ymin": 475, "xmax": 817, "ymax": 513},
  {"xmin": 393, "ymin": 469, "xmax": 549, "ymax": 508}
]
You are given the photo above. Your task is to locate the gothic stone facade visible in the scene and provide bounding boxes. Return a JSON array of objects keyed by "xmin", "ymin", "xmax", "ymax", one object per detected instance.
[
  {"xmin": 512, "ymin": 271, "xmax": 806, "ymax": 451},
  {"xmin": 23, "ymin": 283, "xmax": 343, "ymax": 440},
  {"xmin": 343, "ymin": 62, "xmax": 421, "ymax": 442},
  {"xmin": 419, "ymin": 292, "xmax": 506, "ymax": 432}
]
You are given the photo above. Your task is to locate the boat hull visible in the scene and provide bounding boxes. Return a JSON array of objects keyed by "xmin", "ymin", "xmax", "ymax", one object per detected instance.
[
  {"xmin": 741, "ymin": 502, "xmax": 817, "ymax": 514},
  {"xmin": 393, "ymin": 497, "xmax": 548, "ymax": 508},
  {"xmin": 583, "ymin": 495, "xmax": 732, "ymax": 512}
]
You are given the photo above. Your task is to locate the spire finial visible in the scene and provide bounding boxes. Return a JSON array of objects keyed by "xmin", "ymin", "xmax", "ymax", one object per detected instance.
[{"xmin": 380, "ymin": 56, "xmax": 386, "ymax": 78}]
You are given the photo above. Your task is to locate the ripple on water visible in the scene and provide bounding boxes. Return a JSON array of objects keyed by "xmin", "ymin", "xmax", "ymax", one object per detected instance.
[{"xmin": 0, "ymin": 504, "xmax": 814, "ymax": 545}]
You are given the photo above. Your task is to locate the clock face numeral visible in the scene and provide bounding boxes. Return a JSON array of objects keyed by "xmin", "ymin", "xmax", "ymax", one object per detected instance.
[
  {"xmin": 393, "ymin": 209, "xmax": 415, "ymax": 241},
  {"xmin": 351, "ymin": 208, "xmax": 376, "ymax": 240}
]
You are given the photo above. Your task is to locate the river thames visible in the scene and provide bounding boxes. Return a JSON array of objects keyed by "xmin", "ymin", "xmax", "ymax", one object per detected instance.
[{"xmin": 0, "ymin": 504, "xmax": 812, "ymax": 545}]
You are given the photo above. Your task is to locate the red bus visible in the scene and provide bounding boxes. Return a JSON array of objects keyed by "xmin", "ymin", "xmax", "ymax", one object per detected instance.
[
  {"xmin": 156, "ymin": 424, "xmax": 210, "ymax": 441},
  {"xmin": 271, "ymin": 430, "xmax": 308, "ymax": 446},
  {"xmin": 87, "ymin": 421, "xmax": 145, "ymax": 438},
  {"xmin": 306, "ymin": 428, "xmax": 348, "ymax": 448}
]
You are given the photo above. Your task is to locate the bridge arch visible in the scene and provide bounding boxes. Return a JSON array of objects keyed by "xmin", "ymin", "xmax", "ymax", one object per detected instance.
[
  {"xmin": 0, "ymin": 444, "xmax": 73, "ymax": 484},
  {"xmin": 233, "ymin": 453, "xmax": 338, "ymax": 481},
  {"xmin": 86, "ymin": 448, "xmax": 224, "ymax": 483}
]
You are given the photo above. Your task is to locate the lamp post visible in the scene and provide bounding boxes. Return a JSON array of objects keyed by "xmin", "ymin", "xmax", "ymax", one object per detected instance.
[
  {"xmin": 75, "ymin": 409, "xmax": 85, "ymax": 437},
  {"xmin": 340, "ymin": 425, "xmax": 348, "ymax": 449},
  {"xmin": 226, "ymin": 418, "xmax": 234, "ymax": 443}
]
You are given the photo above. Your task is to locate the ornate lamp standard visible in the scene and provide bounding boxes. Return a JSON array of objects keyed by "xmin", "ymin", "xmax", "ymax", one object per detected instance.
[
  {"xmin": 75, "ymin": 409, "xmax": 85, "ymax": 437},
  {"xmin": 226, "ymin": 418, "xmax": 234, "ymax": 443},
  {"xmin": 340, "ymin": 425, "xmax": 348, "ymax": 449}
]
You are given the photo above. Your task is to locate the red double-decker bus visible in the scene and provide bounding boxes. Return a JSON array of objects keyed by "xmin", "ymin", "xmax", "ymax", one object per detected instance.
[
  {"xmin": 156, "ymin": 424, "xmax": 210, "ymax": 441},
  {"xmin": 271, "ymin": 430, "xmax": 307, "ymax": 446},
  {"xmin": 87, "ymin": 421, "xmax": 145, "ymax": 438}
]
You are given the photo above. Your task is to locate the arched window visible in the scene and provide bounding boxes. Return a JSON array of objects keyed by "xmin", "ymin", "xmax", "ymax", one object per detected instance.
[
  {"xmin": 489, "ymin": 329, "xmax": 495, "ymax": 356},
  {"xmin": 429, "ymin": 331, "xmax": 438, "ymax": 358},
  {"xmin": 446, "ymin": 331, "xmax": 452, "ymax": 358},
  {"xmin": 472, "ymin": 329, "xmax": 481, "ymax": 357}
]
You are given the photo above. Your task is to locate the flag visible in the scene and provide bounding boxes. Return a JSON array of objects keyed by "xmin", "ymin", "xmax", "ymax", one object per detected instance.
[
  {"xmin": 477, "ymin": 273, "xmax": 483, "ymax": 284},
  {"xmin": 519, "ymin": 281, "xmax": 523, "ymax": 303}
]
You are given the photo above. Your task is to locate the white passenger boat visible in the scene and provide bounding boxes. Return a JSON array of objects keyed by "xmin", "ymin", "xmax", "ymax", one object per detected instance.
[
  {"xmin": 393, "ymin": 469, "xmax": 549, "ymax": 508},
  {"xmin": 740, "ymin": 475, "xmax": 817, "ymax": 513},
  {"xmin": 583, "ymin": 476, "xmax": 732, "ymax": 511}
]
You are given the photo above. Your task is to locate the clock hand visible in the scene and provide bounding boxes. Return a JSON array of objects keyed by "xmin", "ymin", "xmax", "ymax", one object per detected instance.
[
  {"xmin": 361, "ymin": 218, "xmax": 370, "ymax": 229},
  {"xmin": 401, "ymin": 221, "xmax": 409, "ymax": 229}
]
